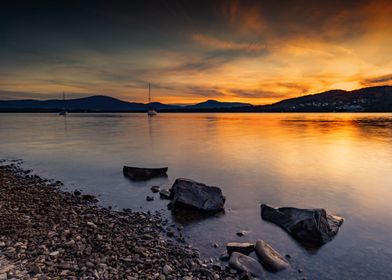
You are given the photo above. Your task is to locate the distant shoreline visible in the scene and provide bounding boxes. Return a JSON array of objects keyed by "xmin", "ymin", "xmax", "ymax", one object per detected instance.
[
  {"xmin": 1, "ymin": 110, "xmax": 392, "ymax": 113},
  {"xmin": 1, "ymin": 85, "xmax": 391, "ymax": 113}
]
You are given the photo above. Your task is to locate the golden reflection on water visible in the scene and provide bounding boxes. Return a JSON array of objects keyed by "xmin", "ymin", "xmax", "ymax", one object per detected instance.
[
  {"xmin": 1, "ymin": 113, "xmax": 392, "ymax": 279},
  {"xmin": 153, "ymin": 113, "xmax": 392, "ymax": 215}
]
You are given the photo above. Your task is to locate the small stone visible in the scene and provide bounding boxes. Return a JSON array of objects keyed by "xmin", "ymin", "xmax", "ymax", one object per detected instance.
[
  {"xmin": 229, "ymin": 252, "xmax": 263, "ymax": 277},
  {"xmin": 151, "ymin": 186, "xmax": 160, "ymax": 193},
  {"xmin": 239, "ymin": 272, "xmax": 251, "ymax": 280},
  {"xmin": 87, "ymin": 221, "xmax": 97, "ymax": 228},
  {"xmin": 219, "ymin": 253, "xmax": 230, "ymax": 262},
  {"xmin": 159, "ymin": 189, "xmax": 171, "ymax": 199},
  {"xmin": 255, "ymin": 240, "xmax": 289, "ymax": 272},
  {"xmin": 146, "ymin": 196, "xmax": 154, "ymax": 201},
  {"xmin": 163, "ymin": 264, "xmax": 173, "ymax": 275},
  {"xmin": 49, "ymin": 251, "xmax": 60, "ymax": 257},
  {"xmin": 29, "ymin": 265, "xmax": 41, "ymax": 275},
  {"xmin": 82, "ymin": 194, "xmax": 97, "ymax": 202},
  {"xmin": 226, "ymin": 242, "xmax": 255, "ymax": 255}
]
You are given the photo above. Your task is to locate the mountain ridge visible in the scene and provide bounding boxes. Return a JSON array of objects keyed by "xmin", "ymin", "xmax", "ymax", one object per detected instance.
[
  {"xmin": 0, "ymin": 95, "xmax": 249, "ymax": 112},
  {"xmin": 1, "ymin": 85, "xmax": 392, "ymax": 112}
]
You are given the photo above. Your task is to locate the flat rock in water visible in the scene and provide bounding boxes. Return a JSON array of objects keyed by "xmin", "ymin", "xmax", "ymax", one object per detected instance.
[
  {"xmin": 255, "ymin": 240, "xmax": 289, "ymax": 272},
  {"xmin": 226, "ymin": 242, "xmax": 255, "ymax": 255},
  {"xmin": 123, "ymin": 166, "xmax": 168, "ymax": 181},
  {"xmin": 260, "ymin": 204, "xmax": 344, "ymax": 248},
  {"xmin": 170, "ymin": 178, "xmax": 225, "ymax": 212},
  {"xmin": 229, "ymin": 252, "xmax": 263, "ymax": 278}
]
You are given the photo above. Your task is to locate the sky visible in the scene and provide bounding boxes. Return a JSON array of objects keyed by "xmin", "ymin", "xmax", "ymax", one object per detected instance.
[{"xmin": 1, "ymin": 0, "xmax": 392, "ymax": 104}]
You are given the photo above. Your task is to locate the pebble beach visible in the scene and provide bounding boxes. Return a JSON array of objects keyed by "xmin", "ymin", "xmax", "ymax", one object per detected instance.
[{"xmin": 0, "ymin": 162, "xmax": 237, "ymax": 279}]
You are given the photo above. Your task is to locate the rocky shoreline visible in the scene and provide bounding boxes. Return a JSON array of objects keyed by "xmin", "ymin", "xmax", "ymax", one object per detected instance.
[{"xmin": 0, "ymin": 163, "xmax": 238, "ymax": 279}]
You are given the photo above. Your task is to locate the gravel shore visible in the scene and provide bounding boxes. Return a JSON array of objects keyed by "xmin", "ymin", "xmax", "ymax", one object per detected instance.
[{"xmin": 0, "ymin": 163, "xmax": 237, "ymax": 279}]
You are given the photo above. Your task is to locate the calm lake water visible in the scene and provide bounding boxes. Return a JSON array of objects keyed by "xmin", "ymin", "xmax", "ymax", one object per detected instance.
[{"xmin": 1, "ymin": 113, "xmax": 392, "ymax": 279}]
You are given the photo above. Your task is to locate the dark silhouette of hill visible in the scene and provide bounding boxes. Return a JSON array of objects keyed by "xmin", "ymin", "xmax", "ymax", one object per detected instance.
[
  {"xmin": 1, "ymin": 86, "xmax": 391, "ymax": 112},
  {"xmin": 255, "ymin": 86, "xmax": 392, "ymax": 112},
  {"xmin": 0, "ymin": 95, "xmax": 251, "ymax": 112},
  {"xmin": 0, "ymin": 95, "xmax": 179, "ymax": 112},
  {"xmin": 185, "ymin": 100, "xmax": 251, "ymax": 109}
]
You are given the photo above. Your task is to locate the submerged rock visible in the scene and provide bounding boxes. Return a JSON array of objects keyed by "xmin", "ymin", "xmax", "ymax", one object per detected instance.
[
  {"xmin": 236, "ymin": 230, "xmax": 247, "ymax": 237},
  {"xmin": 123, "ymin": 166, "xmax": 168, "ymax": 181},
  {"xmin": 255, "ymin": 240, "xmax": 289, "ymax": 272},
  {"xmin": 260, "ymin": 204, "xmax": 344, "ymax": 248},
  {"xmin": 81, "ymin": 194, "xmax": 98, "ymax": 203},
  {"xmin": 170, "ymin": 178, "xmax": 225, "ymax": 212},
  {"xmin": 226, "ymin": 242, "xmax": 255, "ymax": 255},
  {"xmin": 229, "ymin": 252, "xmax": 263, "ymax": 278}
]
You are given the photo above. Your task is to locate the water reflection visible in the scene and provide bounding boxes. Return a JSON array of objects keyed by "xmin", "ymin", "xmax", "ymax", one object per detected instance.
[
  {"xmin": 1, "ymin": 113, "xmax": 392, "ymax": 279},
  {"xmin": 171, "ymin": 207, "xmax": 225, "ymax": 225}
]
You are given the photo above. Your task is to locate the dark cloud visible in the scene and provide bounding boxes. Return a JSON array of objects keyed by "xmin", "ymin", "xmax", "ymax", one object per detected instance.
[
  {"xmin": 0, "ymin": 90, "xmax": 94, "ymax": 100},
  {"xmin": 361, "ymin": 74, "xmax": 392, "ymax": 85},
  {"xmin": 184, "ymin": 87, "xmax": 226, "ymax": 98},
  {"xmin": 276, "ymin": 83, "xmax": 310, "ymax": 94},
  {"xmin": 227, "ymin": 89, "xmax": 288, "ymax": 99}
]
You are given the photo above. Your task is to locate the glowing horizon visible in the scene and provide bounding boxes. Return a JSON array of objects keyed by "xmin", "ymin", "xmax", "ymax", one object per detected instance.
[{"xmin": 1, "ymin": 0, "xmax": 392, "ymax": 104}]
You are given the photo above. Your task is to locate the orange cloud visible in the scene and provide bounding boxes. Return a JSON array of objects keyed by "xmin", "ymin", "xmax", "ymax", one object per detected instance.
[{"xmin": 222, "ymin": 0, "xmax": 266, "ymax": 34}]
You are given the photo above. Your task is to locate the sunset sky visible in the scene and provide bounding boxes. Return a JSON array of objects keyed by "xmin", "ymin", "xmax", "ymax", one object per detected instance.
[{"xmin": 1, "ymin": 0, "xmax": 392, "ymax": 104}]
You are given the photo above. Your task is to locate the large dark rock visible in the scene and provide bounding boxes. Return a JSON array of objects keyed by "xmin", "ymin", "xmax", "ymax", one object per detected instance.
[
  {"xmin": 261, "ymin": 204, "xmax": 343, "ymax": 248},
  {"xmin": 123, "ymin": 166, "xmax": 168, "ymax": 181},
  {"xmin": 229, "ymin": 252, "xmax": 264, "ymax": 278},
  {"xmin": 170, "ymin": 178, "xmax": 225, "ymax": 212},
  {"xmin": 255, "ymin": 240, "xmax": 289, "ymax": 272}
]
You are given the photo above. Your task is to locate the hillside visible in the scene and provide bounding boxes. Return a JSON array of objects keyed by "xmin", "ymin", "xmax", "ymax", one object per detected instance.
[
  {"xmin": 185, "ymin": 100, "xmax": 251, "ymax": 109},
  {"xmin": 0, "ymin": 95, "xmax": 180, "ymax": 112},
  {"xmin": 256, "ymin": 86, "xmax": 392, "ymax": 112}
]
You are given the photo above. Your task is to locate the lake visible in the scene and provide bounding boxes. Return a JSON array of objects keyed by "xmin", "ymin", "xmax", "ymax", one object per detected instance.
[{"xmin": 1, "ymin": 113, "xmax": 392, "ymax": 279}]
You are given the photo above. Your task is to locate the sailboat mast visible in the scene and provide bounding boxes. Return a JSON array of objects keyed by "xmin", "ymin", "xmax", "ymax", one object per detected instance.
[
  {"xmin": 148, "ymin": 83, "xmax": 151, "ymax": 103},
  {"xmin": 63, "ymin": 91, "xmax": 65, "ymax": 110}
]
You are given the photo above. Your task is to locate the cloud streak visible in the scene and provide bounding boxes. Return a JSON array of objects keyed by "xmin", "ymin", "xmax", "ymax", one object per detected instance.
[{"xmin": 192, "ymin": 34, "xmax": 266, "ymax": 52}]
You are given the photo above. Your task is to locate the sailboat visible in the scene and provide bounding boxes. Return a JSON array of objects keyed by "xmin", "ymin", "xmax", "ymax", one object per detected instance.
[
  {"xmin": 147, "ymin": 83, "xmax": 157, "ymax": 116},
  {"xmin": 59, "ymin": 91, "xmax": 67, "ymax": 116}
]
